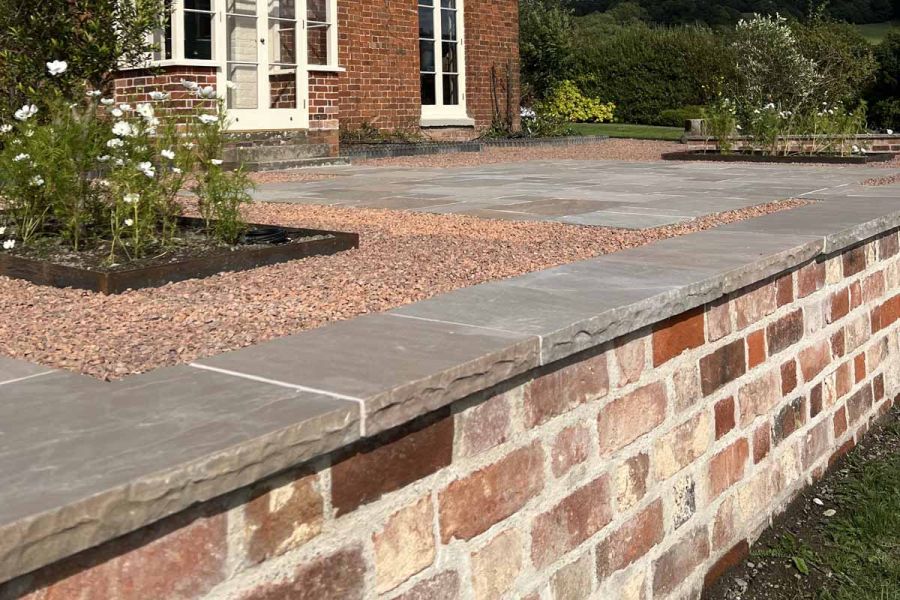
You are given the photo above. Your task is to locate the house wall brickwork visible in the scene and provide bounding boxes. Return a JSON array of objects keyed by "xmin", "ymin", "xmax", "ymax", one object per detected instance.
[{"xmin": 6, "ymin": 229, "xmax": 899, "ymax": 600}]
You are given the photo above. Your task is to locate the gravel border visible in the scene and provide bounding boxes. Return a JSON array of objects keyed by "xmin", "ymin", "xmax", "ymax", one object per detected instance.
[{"xmin": 0, "ymin": 198, "xmax": 807, "ymax": 380}]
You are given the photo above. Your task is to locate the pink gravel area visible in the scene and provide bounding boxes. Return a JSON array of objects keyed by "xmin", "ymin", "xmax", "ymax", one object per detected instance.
[
  {"xmin": 0, "ymin": 198, "xmax": 807, "ymax": 380},
  {"xmin": 249, "ymin": 171, "xmax": 335, "ymax": 185}
]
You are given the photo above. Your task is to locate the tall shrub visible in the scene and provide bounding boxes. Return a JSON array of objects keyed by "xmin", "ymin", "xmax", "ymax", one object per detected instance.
[
  {"xmin": 866, "ymin": 31, "xmax": 900, "ymax": 129},
  {"xmin": 519, "ymin": 0, "xmax": 577, "ymax": 100}
]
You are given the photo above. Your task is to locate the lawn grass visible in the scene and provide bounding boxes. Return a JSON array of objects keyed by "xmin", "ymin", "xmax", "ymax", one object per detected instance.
[
  {"xmin": 855, "ymin": 21, "xmax": 899, "ymax": 44},
  {"xmin": 571, "ymin": 122, "xmax": 684, "ymax": 142},
  {"xmin": 756, "ymin": 415, "xmax": 900, "ymax": 599}
]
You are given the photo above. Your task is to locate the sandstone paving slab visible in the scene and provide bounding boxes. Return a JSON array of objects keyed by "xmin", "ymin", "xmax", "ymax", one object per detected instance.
[
  {"xmin": 194, "ymin": 313, "xmax": 541, "ymax": 436},
  {"xmin": 0, "ymin": 357, "xmax": 55, "ymax": 386},
  {"xmin": 556, "ymin": 211, "xmax": 688, "ymax": 228},
  {"xmin": 0, "ymin": 366, "xmax": 359, "ymax": 584}
]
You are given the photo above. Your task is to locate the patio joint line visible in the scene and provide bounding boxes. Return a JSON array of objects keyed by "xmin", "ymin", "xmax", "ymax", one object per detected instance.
[
  {"xmin": 188, "ymin": 362, "xmax": 368, "ymax": 436},
  {"xmin": 0, "ymin": 370, "xmax": 55, "ymax": 387}
]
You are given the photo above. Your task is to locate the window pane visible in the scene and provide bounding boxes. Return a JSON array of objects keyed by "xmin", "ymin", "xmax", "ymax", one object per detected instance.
[
  {"xmin": 441, "ymin": 8, "xmax": 456, "ymax": 40},
  {"xmin": 307, "ymin": 23, "xmax": 329, "ymax": 65},
  {"xmin": 419, "ymin": 0, "xmax": 434, "ymax": 5},
  {"xmin": 440, "ymin": 0, "xmax": 455, "ymax": 7},
  {"xmin": 185, "ymin": 0, "xmax": 212, "ymax": 10},
  {"xmin": 418, "ymin": 7, "xmax": 434, "ymax": 39},
  {"xmin": 419, "ymin": 40, "xmax": 435, "ymax": 72},
  {"xmin": 185, "ymin": 12, "xmax": 214, "ymax": 59},
  {"xmin": 154, "ymin": 2, "xmax": 173, "ymax": 61},
  {"xmin": 443, "ymin": 74, "xmax": 458, "ymax": 105},
  {"xmin": 269, "ymin": 19, "xmax": 296, "ymax": 64},
  {"xmin": 268, "ymin": 0, "xmax": 295, "ymax": 19},
  {"xmin": 227, "ymin": 64, "xmax": 258, "ymax": 109},
  {"xmin": 270, "ymin": 68, "xmax": 297, "ymax": 108},
  {"xmin": 441, "ymin": 41, "xmax": 456, "ymax": 73},
  {"xmin": 227, "ymin": 15, "xmax": 257, "ymax": 62},
  {"xmin": 421, "ymin": 74, "xmax": 436, "ymax": 105},
  {"xmin": 226, "ymin": 0, "xmax": 255, "ymax": 15},
  {"xmin": 307, "ymin": 0, "xmax": 328, "ymax": 22}
]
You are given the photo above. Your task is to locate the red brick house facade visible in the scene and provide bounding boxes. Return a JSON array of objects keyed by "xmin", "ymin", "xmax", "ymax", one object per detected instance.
[{"xmin": 114, "ymin": 0, "xmax": 520, "ymax": 156}]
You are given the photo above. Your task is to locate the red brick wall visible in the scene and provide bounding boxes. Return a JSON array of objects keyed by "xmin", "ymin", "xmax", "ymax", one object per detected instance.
[
  {"xmin": 113, "ymin": 66, "xmax": 218, "ymax": 117},
  {"xmin": 309, "ymin": 71, "xmax": 340, "ymax": 131},
  {"xmin": 337, "ymin": 0, "xmax": 520, "ymax": 135},
  {"xmin": 6, "ymin": 230, "xmax": 899, "ymax": 600}
]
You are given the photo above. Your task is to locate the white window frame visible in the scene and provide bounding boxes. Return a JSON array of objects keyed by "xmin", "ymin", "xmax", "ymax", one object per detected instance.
[
  {"xmin": 149, "ymin": 0, "xmax": 340, "ymax": 71},
  {"xmin": 419, "ymin": 0, "xmax": 469, "ymax": 123}
]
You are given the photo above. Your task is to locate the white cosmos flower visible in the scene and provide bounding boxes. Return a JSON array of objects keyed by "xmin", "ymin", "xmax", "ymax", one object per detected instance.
[
  {"xmin": 137, "ymin": 162, "xmax": 155, "ymax": 178},
  {"xmin": 112, "ymin": 121, "xmax": 134, "ymax": 137},
  {"xmin": 185, "ymin": 142, "xmax": 195, "ymax": 150},
  {"xmin": 195, "ymin": 86, "xmax": 216, "ymax": 99},
  {"xmin": 110, "ymin": 108, "xmax": 124, "ymax": 118},
  {"xmin": 852, "ymin": 145, "xmax": 860, "ymax": 153},
  {"xmin": 86, "ymin": 90, "xmax": 102, "ymax": 98},
  {"xmin": 124, "ymin": 193, "xmax": 140, "ymax": 204},
  {"xmin": 30, "ymin": 175, "xmax": 44, "ymax": 187},
  {"xmin": 172, "ymin": 167, "xmax": 183, "ymax": 174},
  {"xmin": 101, "ymin": 98, "xmax": 115, "ymax": 106},
  {"xmin": 2, "ymin": 239, "xmax": 14, "ymax": 250},
  {"xmin": 14, "ymin": 104, "xmax": 38, "ymax": 121},
  {"xmin": 888, "ymin": 129, "xmax": 895, "ymax": 135},
  {"xmin": 13, "ymin": 153, "xmax": 29, "ymax": 162},
  {"xmin": 124, "ymin": 218, "xmax": 134, "ymax": 227},
  {"xmin": 46, "ymin": 60, "xmax": 68, "ymax": 76},
  {"xmin": 181, "ymin": 79, "xmax": 199, "ymax": 91},
  {"xmin": 211, "ymin": 159, "xmax": 223, "ymax": 166},
  {"xmin": 149, "ymin": 91, "xmax": 169, "ymax": 101},
  {"xmin": 107, "ymin": 138, "xmax": 124, "ymax": 149},
  {"xmin": 198, "ymin": 114, "xmax": 218, "ymax": 125},
  {"xmin": 119, "ymin": 103, "xmax": 133, "ymax": 112},
  {"xmin": 136, "ymin": 103, "xmax": 154, "ymax": 120},
  {"xmin": 161, "ymin": 149, "xmax": 175, "ymax": 160},
  {"xmin": 0, "ymin": 226, "xmax": 6, "ymax": 235},
  {"xmin": 97, "ymin": 154, "xmax": 110, "ymax": 162},
  {"xmin": 0, "ymin": 124, "xmax": 11, "ymax": 134}
]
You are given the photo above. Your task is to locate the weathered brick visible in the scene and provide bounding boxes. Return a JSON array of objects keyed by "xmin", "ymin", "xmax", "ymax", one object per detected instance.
[
  {"xmin": 25, "ymin": 508, "xmax": 227, "ymax": 600},
  {"xmin": 854, "ymin": 353, "xmax": 866, "ymax": 383},
  {"xmin": 833, "ymin": 405, "xmax": 848, "ymax": 438},
  {"xmin": 551, "ymin": 553, "xmax": 594, "ymax": 600},
  {"xmin": 773, "ymin": 397, "xmax": 806, "ymax": 446},
  {"xmin": 470, "ymin": 528, "xmax": 522, "ymax": 600},
  {"xmin": 238, "ymin": 547, "xmax": 365, "ymax": 600},
  {"xmin": 706, "ymin": 297, "xmax": 733, "ymax": 342},
  {"xmin": 598, "ymin": 382, "xmax": 667, "ymax": 455},
  {"xmin": 708, "ymin": 438, "xmax": 749, "ymax": 499},
  {"xmin": 671, "ymin": 475, "xmax": 697, "ymax": 529},
  {"xmin": 245, "ymin": 473, "xmax": 324, "ymax": 565},
  {"xmin": 714, "ymin": 396, "xmax": 736, "ymax": 440},
  {"xmin": 798, "ymin": 340, "xmax": 831, "ymax": 383},
  {"xmin": 849, "ymin": 281, "xmax": 863, "ymax": 310},
  {"xmin": 652, "ymin": 307, "xmax": 705, "ymax": 367},
  {"xmin": 781, "ymin": 359, "xmax": 798, "ymax": 395},
  {"xmin": 613, "ymin": 453, "xmax": 650, "ymax": 512},
  {"xmin": 746, "ymin": 330, "xmax": 766, "ymax": 369},
  {"xmin": 802, "ymin": 420, "xmax": 830, "ymax": 470},
  {"xmin": 654, "ymin": 412, "xmax": 713, "ymax": 480},
  {"xmin": 797, "ymin": 261, "xmax": 825, "ymax": 298},
  {"xmin": 525, "ymin": 353, "xmax": 609, "ymax": 428},
  {"xmin": 828, "ymin": 288, "xmax": 850, "ymax": 323},
  {"xmin": 456, "ymin": 389, "xmax": 512, "ymax": 458},
  {"xmin": 734, "ymin": 282, "xmax": 777, "ymax": 330},
  {"xmin": 332, "ymin": 414, "xmax": 453, "ymax": 516},
  {"xmin": 738, "ymin": 369, "xmax": 780, "ymax": 426},
  {"xmin": 878, "ymin": 231, "xmax": 899, "ymax": 259},
  {"xmin": 652, "ymin": 526, "xmax": 710, "ymax": 596},
  {"xmin": 700, "ymin": 340, "xmax": 747, "ymax": 396},
  {"xmin": 752, "ymin": 422, "xmax": 771, "ymax": 464},
  {"xmin": 373, "ymin": 497, "xmax": 435, "ymax": 593},
  {"xmin": 704, "ymin": 541, "xmax": 750, "ymax": 593},
  {"xmin": 874, "ymin": 373, "xmax": 885, "ymax": 401},
  {"xmin": 846, "ymin": 384, "xmax": 873, "ymax": 425},
  {"xmin": 391, "ymin": 571, "xmax": 459, "ymax": 600},
  {"xmin": 775, "ymin": 274, "xmax": 794, "ymax": 307},
  {"xmin": 831, "ymin": 328, "xmax": 846, "ymax": 358},
  {"xmin": 595, "ymin": 499, "xmax": 664, "ymax": 578},
  {"xmin": 836, "ymin": 361, "xmax": 854, "ymax": 399},
  {"xmin": 531, "ymin": 475, "xmax": 612, "ymax": 568},
  {"xmin": 842, "ymin": 244, "xmax": 867, "ymax": 277},
  {"xmin": 766, "ymin": 309, "xmax": 803, "ymax": 355},
  {"xmin": 614, "ymin": 336, "xmax": 647, "ymax": 387},
  {"xmin": 810, "ymin": 383, "xmax": 823, "ymax": 418},
  {"xmin": 871, "ymin": 294, "xmax": 900, "ymax": 332},
  {"xmin": 440, "ymin": 442, "xmax": 544, "ymax": 542},
  {"xmin": 672, "ymin": 364, "xmax": 702, "ymax": 412},
  {"xmin": 551, "ymin": 424, "xmax": 591, "ymax": 477}
]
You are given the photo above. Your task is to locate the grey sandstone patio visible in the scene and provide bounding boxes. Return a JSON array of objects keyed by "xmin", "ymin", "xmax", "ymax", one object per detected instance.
[{"xmin": 252, "ymin": 160, "xmax": 896, "ymax": 229}]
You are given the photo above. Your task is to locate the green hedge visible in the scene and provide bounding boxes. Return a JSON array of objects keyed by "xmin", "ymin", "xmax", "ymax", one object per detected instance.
[{"xmin": 572, "ymin": 23, "xmax": 735, "ymax": 125}]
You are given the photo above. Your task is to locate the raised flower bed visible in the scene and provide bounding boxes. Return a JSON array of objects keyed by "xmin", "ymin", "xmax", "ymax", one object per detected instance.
[{"xmin": 662, "ymin": 149, "xmax": 895, "ymax": 164}]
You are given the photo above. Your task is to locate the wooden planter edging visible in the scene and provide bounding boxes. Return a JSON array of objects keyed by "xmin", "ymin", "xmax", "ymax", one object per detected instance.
[
  {"xmin": 0, "ymin": 218, "xmax": 359, "ymax": 294},
  {"xmin": 662, "ymin": 149, "xmax": 896, "ymax": 164}
]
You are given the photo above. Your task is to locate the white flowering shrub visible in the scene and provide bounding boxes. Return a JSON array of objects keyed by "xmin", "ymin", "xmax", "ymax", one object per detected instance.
[{"xmin": 0, "ymin": 61, "xmax": 252, "ymax": 260}]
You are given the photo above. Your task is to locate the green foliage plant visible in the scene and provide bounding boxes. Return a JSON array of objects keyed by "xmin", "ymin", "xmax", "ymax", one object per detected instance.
[
  {"xmin": 703, "ymin": 97, "xmax": 738, "ymax": 153},
  {"xmin": 537, "ymin": 80, "xmax": 616, "ymax": 123}
]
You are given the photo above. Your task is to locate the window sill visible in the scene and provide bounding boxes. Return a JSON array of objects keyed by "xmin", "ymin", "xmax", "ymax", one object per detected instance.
[
  {"xmin": 420, "ymin": 116, "xmax": 475, "ymax": 128},
  {"xmin": 147, "ymin": 59, "xmax": 219, "ymax": 69},
  {"xmin": 308, "ymin": 65, "xmax": 346, "ymax": 73}
]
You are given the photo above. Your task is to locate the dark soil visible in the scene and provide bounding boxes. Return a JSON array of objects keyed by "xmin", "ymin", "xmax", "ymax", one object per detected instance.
[{"xmin": 704, "ymin": 403, "xmax": 900, "ymax": 600}]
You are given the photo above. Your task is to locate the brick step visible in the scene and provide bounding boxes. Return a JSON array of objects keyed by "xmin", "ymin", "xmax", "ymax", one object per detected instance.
[{"xmin": 229, "ymin": 156, "xmax": 350, "ymax": 172}]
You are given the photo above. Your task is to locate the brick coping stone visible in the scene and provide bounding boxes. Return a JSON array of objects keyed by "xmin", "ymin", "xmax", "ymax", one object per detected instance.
[{"xmin": 0, "ymin": 187, "xmax": 899, "ymax": 585}]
